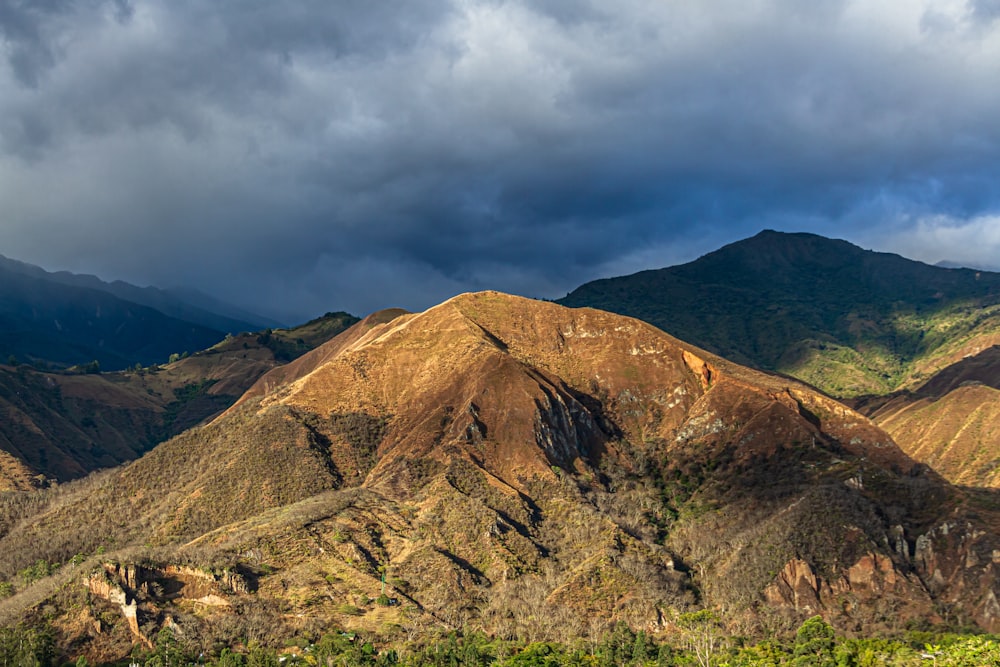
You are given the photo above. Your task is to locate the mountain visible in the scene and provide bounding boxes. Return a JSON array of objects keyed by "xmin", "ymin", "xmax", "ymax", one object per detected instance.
[
  {"xmin": 0, "ymin": 293, "xmax": 996, "ymax": 663},
  {"xmin": 849, "ymin": 345, "xmax": 1000, "ymax": 489},
  {"xmin": 0, "ymin": 312, "xmax": 358, "ymax": 483},
  {"xmin": 0, "ymin": 255, "xmax": 273, "ymax": 333},
  {"xmin": 0, "ymin": 264, "xmax": 230, "ymax": 371},
  {"xmin": 559, "ymin": 230, "xmax": 1000, "ymax": 398}
]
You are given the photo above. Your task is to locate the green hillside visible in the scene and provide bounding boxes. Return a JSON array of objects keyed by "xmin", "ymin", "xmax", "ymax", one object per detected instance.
[{"xmin": 559, "ymin": 230, "xmax": 1000, "ymax": 397}]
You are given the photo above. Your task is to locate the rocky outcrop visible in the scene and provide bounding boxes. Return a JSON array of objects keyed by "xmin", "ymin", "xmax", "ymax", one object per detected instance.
[
  {"xmin": 764, "ymin": 552, "xmax": 933, "ymax": 625},
  {"xmin": 84, "ymin": 568, "xmax": 149, "ymax": 648},
  {"xmin": 83, "ymin": 562, "xmax": 252, "ymax": 646},
  {"xmin": 912, "ymin": 520, "xmax": 1000, "ymax": 632}
]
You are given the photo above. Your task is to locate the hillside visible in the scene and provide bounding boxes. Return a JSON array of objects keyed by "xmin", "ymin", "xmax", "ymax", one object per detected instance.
[
  {"xmin": 0, "ymin": 254, "xmax": 273, "ymax": 333},
  {"xmin": 0, "ymin": 263, "xmax": 229, "ymax": 371},
  {"xmin": 559, "ymin": 230, "xmax": 1000, "ymax": 397},
  {"xmin": 0, "ymin": 292, "xmax": 996, "ymax": 663},
  {"xmin": 0, "ymin": 313, "xmax": 358, "ymax": 482},
  {"xmin": 849, "ymin": 345, "xmax": 1000, "ymax": 489}
]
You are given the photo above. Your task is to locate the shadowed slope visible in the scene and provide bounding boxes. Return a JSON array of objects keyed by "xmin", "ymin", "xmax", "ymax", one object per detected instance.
[
  {"xmin": 0, "ymin": 263, "xmax": 229, "ymax": 370},
  {"xmin": 0, "ymin": 314, "xmax": 358, "ymax": 482}
]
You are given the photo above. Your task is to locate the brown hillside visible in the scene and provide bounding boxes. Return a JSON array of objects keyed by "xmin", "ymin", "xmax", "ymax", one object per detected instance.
[
  {"xmin": 0, "ymin": 314, "xmax": 357, "ymax": 482},
  {"xmin": 851, "ymin": 345, "xmax": 1000, "ymax": 488},
  {"xmin": 0, "ymin": 449, "xmax": 35, "ymax": 492},
  {"xmin": 237, "ymin": 308, "xmax": 408, "ymax": 406},
  {"xmin": 1, "ymin": 292, "xmax": 999, "ymax": 662}
]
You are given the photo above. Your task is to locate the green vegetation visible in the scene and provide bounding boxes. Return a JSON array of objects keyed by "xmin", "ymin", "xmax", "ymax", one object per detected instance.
[
  {"xmin": 2, "ymin": 618, "xmax": 997, "ymax": 666},
  {"xmin": 559, "ymin": 231, "xmax": 1000, "ymax": 397},
  {"xmin": 18, "ymin": 559, "xmax": 55, "ymax": 586},
  {"xmin": 0, "ymin": 624, "xmax": 54, "ymax": 667},
  {"xmin": 257, "ymin": 312, "xmax": 360, "ymax": 361},
  {"xmin": 158, "ymin": 378, "xmax": 230, "ymax": 437}
]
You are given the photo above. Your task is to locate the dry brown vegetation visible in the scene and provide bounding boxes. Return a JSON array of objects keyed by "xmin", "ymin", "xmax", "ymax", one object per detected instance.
[
  {"xmin": 851, "ymin": 345, "xmax": 1000, "ymax": 488},
  {"xmin": 0, "ymin": 313, "xmax": 358, "ymax": 484}
]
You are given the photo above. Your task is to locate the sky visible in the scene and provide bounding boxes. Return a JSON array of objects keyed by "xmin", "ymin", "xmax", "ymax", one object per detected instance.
[{"xmin": 2, "ymin": 0, "xmax": 1000, "ymax": 324}]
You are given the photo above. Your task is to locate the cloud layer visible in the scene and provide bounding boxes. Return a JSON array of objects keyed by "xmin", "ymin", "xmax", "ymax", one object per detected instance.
[{"xmin": 2, "ymin": 0, "xmax": 1000, "ymax": 321}]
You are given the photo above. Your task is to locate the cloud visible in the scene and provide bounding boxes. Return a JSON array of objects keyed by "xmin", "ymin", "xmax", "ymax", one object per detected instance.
[
  {"xmin": 868, "ymin": 215, "xmax": 1000, "ymax": 271},
  {"xmin": 2, "ymin": 0, "xmax": 1000, "ymax": 321}
]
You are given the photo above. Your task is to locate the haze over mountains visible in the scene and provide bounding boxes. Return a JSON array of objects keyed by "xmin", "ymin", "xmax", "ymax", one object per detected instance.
[
  {"xmin": 0, "ymin": 255, "xmax": 277, "ymax": 371},
  {"xmin": 0, "ymin": 255, "xmax": 360, "ymax": 487},
  {"xmin": 1, "ymin": 233, "xmax": 999, "ymax": 663}
]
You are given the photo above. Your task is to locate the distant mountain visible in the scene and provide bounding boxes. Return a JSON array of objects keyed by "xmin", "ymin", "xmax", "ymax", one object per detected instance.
[
  {"xmin": 0, "ymin": 266, "xmax": 229, "ymax": 370},
  {"xmin": 164, "ymin": 285, "xmax": 286, "ymax": 330},
  {"xmin": 559, "ymin": 230, "xmax": 1000, "ymax": 397},
  {"xmin": 0, "ymin": 312, "xmax": 358, "ymax": 483},
  {"xmin": 2, "ymin": 293, "xmax": 997, "ymax": 662},
  {"xmin": 935, "ymin": 259, "xmax": 1000, "ymax": 271},
  {"xmin": 0, "ymin": 254, "xmax": 272, "ymax": 333}
]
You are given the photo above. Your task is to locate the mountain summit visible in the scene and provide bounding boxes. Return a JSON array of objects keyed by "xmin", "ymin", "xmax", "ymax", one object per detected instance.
[
  {"xmin": 559, "ymin": 230, "xmax": 1000, "ymax": 396},
  {"xmin": 2, "ymin": 292, "xmax": 997, "ymax": 659}
]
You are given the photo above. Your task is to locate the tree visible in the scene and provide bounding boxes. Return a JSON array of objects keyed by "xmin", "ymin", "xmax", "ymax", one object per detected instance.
[
  {"xmin": 676, "ymin": 610, "xmax": 727, "ymax": 667},
  {"xmin": 145, "ymin": 627, "xmax": 185, "ymax": 667},
  {"xmin": 0, "ymin": 624, "xmax": 55, "ymax": 667},
  {"xmin": 792, "ymin": 616, "xmax": 835, "ymax": 667}
]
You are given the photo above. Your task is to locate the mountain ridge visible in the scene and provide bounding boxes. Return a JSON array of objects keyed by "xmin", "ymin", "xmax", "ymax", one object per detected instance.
[
  {"xmin": 0, "ymin": 312, "xmax": 358, "ymax": 483},
  {"xmin": 0, "ymin": 254, "xmax": 274, "ymax": 334},
  {"xmin": 0, "ymin": 261, "xmax": 227, "ymax": 370}
]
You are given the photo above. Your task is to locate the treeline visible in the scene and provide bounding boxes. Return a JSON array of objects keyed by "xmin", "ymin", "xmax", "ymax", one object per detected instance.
[{"xmin": 4, "ymin": 615, "xmax": 999, "ymax": 667}]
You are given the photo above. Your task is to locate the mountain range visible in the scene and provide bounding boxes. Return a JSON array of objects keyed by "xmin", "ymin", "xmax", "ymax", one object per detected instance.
[
  {"xmin": 0, "ymin": 312, "xmax": 358, "ymax": 487},
  {"xmin": 1, "ymin": 235, "xmax": 999, "ymax": 664},
  {"xmin": 0, "ymin": 255, "xmax": 277, "ymax": 371},
  {"xmin": 560, "ymin": 230, "xmax": 1000, "ymax": 491},
  {"xmin": 0, "ymin": 292, "xmax": 998, "ymax": 664}
]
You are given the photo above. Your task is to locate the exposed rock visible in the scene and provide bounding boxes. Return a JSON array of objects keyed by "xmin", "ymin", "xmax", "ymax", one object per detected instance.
[
  {"xmin": 83, "ymin": 568, "xmax": 150, "ymax": 649},
  {"xmin": 764, "ymin": 559, "xmax": 823, "ymax": 613},
  {"xmin": 911, "ymin": 521, "xmax": 1000, "ymax": 632},
  {"xmin": 83, "ymin": 562, "xmax": 250, "ymax": 648}
]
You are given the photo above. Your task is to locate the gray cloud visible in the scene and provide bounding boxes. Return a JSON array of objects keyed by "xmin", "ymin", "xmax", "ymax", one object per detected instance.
[{"xmin": 2, "ymin": 0, "xmax": 1000, "ymax": 322}]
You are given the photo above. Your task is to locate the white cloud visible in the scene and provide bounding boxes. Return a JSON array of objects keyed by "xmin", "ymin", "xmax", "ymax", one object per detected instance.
[{"xmin": 871, "ymin": 215, "xmax": 1000, "ymax": 270}]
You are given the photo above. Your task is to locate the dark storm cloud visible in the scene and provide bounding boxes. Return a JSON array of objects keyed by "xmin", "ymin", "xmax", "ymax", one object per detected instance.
[{"xmin": 2, "ymin": 0, "xmax": 1000, "ymax": 322}]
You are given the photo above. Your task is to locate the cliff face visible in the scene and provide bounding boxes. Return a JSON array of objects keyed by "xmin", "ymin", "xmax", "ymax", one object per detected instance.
[{"xmin": 3, "ymin": 292, "xmax": 1000, "ymax": 657}]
